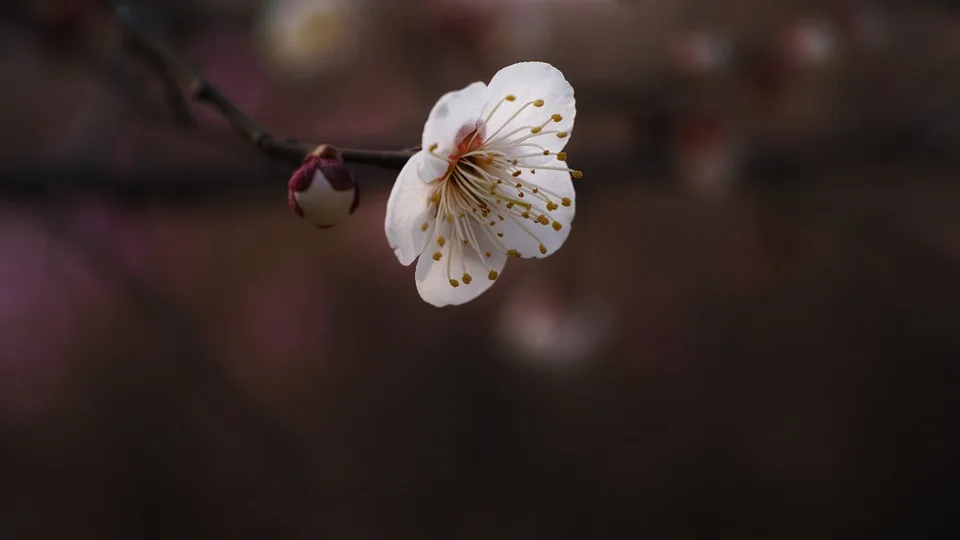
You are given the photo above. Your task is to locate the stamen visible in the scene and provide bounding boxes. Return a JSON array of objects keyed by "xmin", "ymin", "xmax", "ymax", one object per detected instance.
[
  {"xmin": 507, "ymin": 213, "xmax": 549, "ymax": 249},
  {"xmin": 483, "ymin": 99, "xmax": 540, "ymax": 143},
  {"xmin": 422, "ymin": 102, "xmax": 580, "ymax": 272}
]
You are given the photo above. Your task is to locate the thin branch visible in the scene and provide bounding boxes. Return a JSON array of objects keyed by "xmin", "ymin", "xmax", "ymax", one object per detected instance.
[{"xmin": 109, "ymin": 1, "xmax": 416, "ymax": 169}]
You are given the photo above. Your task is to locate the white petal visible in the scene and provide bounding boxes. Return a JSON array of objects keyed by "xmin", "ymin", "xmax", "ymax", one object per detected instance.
[
  {"xmin": 482, "ymin": 62, "xmax": 576, "ymax": 164},
  {"xmin": 415, "ymin": 221, "xmax": 508, "ymax": 307},
  {"xmin": 419, "ymin": 81, "xmax": 490, "ymax": 182},
  {"xmin": 385, "ymin": 152, "xmax": 435, "ymax": 266},
  {"xmin": 495, "ymin": 166, "xmax": 575, "ymax": 259}
]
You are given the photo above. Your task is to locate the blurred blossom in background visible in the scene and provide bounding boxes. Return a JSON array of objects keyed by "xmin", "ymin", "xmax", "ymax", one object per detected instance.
[
  {"xmin": 1, "ymin": 0, "xmax": 959, "ymax": 538},
  {"xmin": 256, "ymin": 0, "xmax": 366, "ymax": 80}
]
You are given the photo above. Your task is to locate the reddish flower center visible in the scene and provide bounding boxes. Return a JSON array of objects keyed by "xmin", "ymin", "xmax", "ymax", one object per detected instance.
[
  {"xmin": 436, "ymin": 126, "xmax": 486, "ymax": 183},
  {"xmin": 453, "ymin": 128, "xmax": 484, "ymax": 158}
]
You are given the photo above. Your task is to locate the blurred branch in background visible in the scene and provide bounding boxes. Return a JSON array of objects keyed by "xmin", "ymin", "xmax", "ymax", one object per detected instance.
[
  {"xmin": 108, "ymin": 0, "xmax": 415, "ymax": 169},
  {"xmin": 0, "ymin": 0, "xmax": 955, "ymax": 200}
]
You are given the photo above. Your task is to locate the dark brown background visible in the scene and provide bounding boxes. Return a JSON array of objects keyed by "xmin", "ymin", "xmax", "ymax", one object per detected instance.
[{"xmin": 1, "ymin": 0, "xmax": 958, "ymax": 538}]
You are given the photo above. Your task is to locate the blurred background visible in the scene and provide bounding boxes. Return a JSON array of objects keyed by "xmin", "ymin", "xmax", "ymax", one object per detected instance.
[{"xmin": 1, "ymin": 0, "xmax": 959, "ymax": 537}]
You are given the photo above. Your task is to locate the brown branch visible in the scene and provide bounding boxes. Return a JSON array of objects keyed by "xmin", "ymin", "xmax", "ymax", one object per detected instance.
[{"xmin": 109, "ymin": 1, "xmax": 417, "ymax": 169}]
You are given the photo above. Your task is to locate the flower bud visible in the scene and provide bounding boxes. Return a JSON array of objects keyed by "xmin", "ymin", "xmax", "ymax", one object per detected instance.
[{"xmin": 288, "ymin": 153, "xmax": 358, "ymax": 229}]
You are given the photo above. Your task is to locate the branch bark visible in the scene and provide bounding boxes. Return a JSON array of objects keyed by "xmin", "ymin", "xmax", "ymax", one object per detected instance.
[{"xmin": 110, "ymin": 1, "xmax": 417, "ymax": 169}]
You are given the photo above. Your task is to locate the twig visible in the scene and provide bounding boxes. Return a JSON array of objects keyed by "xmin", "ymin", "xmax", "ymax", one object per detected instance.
[{"xmin": 109, "ymin": 1, "xmax": 416, "ymax": 169}]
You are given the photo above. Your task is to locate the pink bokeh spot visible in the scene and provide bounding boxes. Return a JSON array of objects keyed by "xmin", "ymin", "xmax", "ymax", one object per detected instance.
[{"xmin": 0, "ymin": 211, "xmax": 118, "ymax": 424}]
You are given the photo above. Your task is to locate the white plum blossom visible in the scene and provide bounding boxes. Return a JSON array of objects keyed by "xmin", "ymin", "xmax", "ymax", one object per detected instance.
[{"xmin": 385, "ymin": 62, "xmax": 580, "ymax": 307}]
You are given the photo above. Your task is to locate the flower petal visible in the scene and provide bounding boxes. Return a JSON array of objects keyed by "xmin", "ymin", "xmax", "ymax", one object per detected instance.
[
  {"xmin": 415, "ymin": 221, "xmax": 508, "ymax": 307},
  {"xmin": 385, "ymin": 152, "xmax": 435, "ymax": 266},
  {"xmin": 494, "ymin": 166, "xmax": 575, "ymax": 259},
  {"xmin": 420, "ymin": 81, "xmax": 490, "ymax": 182},
  {"xmin": 482, "ymin": 62, "xmax": 576, "ymax": 164}
]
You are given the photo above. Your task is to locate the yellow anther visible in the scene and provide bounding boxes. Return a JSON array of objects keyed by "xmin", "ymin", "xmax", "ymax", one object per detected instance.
[
  {"xmin": 546, "ymin": 202, "xmax": 558, "ymax": 211},
  {"xmin": 496, "ymin": 179, "xmax": 503, "ymax": 184},
  {"xmin": 557, "ymin": 132, "xmax": 568, "ymax": 139},
  {"xmin": 551, "ymin": 114, "xmax": 563, "ymax": 122},
  {"xmin": 533, "ymin": 99, "xmax": 544, "ymax": 107},
  {"xmin": 571, "ymin": 171, "xmax": 583, "ymax": 179},
  {"xmin": 512, "ymin": 159, "xmax": 518, "ymax": 165},
  {"xmin": 506, "ymin": 202, "xmax": 514, "ymax": 209},
  {"xmin": 542, "ymin": 150, "xmax": 550, "ymax": 156},
  {"xmin": 446, "ymin": 214, "xmax": 454, "ymax": 223},
  {"xmin": 539, "ymin": 244, "xmax": 547, "ymax": 254},
  {"xmin": 488, "ymin": 270, "xmax": 499, "ymax": 280},
  {"xmin": 498, "ymin": 215, "xmax": 504, "ymax": 221},
  {"xmin": 497, "ymin": 232, "xmax": 504, "ymax": 238},
  {"xmin": 429, "ymin": 143, "xmax": 439, "ymax": 152},
  {"xmin": 512, "ymin": 171, "xmax": 522, "ymax": 177},
  {"xmin": 432, "ymin": 252, "xmax": 442, "ymax": 261},
  {"xmin": 507, "ymin": 249, "xmax": 521, "ymax": 257},
  {"xmin": 531, "ymin": 127, "xmax": 542, "ymax": 134},
  {"xmin": 561, "ymin": 197, "xmax": 571, "ymax": 206},
  {"xmin": 522, "ymin": 211, "xmax": 530, "ymax": 219},
  {"xmin": 449, "ymin": 279, "xmax": 460, "ymax": 287},
  {"xmin": 437, "ymin": 236, "xmax": 446, "ymax": 247},
  {"xmin": 421, "ymin": 222, "xmax": 429, "ymax": 231},
  {"xmin": 516, "ymin": 183, "xmax": 522, "ymax": 188},
  {"xmin": 518, "ymin": 192, "xmax": 524, "ymax": 198},
  {"xmin": 552, "ymin": 221, "xmax": 563, "ymax": 231},
  {"xmin": 431, "ymin": 191, "xmax": 441, "ymax": 204},
  {"xmin": 537, "ymin": 215, "xmax": 550, "ymax": 225},
  {"xmin": 462, "ymin": 239, "xmax": 469, "ymax": 245},
  {"xmin": 532, "ymin": 188, "xmax": 539, "ymax": 194},
  {"xmin": 462, "ymin": 273, "xmax": 473, "ymax": 285},
  {"xmin": 556, "ymin": 152, "xmax": 567, "ymax": 162},
  {"xmin": 505, "ymin": 95, "xmax": 516, "ymax": 102},
  {"xmin": 489, "ymin": 220, "xmax": 495, "ymax": 226}
]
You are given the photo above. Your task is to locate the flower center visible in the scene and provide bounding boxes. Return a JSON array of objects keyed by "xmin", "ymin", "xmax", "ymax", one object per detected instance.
[{"xmin": 421, "ymin": 95, "xmax": 583, "ymax": 288}]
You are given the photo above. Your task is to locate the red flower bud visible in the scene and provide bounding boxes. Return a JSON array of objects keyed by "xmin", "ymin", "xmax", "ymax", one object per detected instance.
[{"xmin": 288, "ymin": 152, "xmax": 359, "ymax": 229}]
